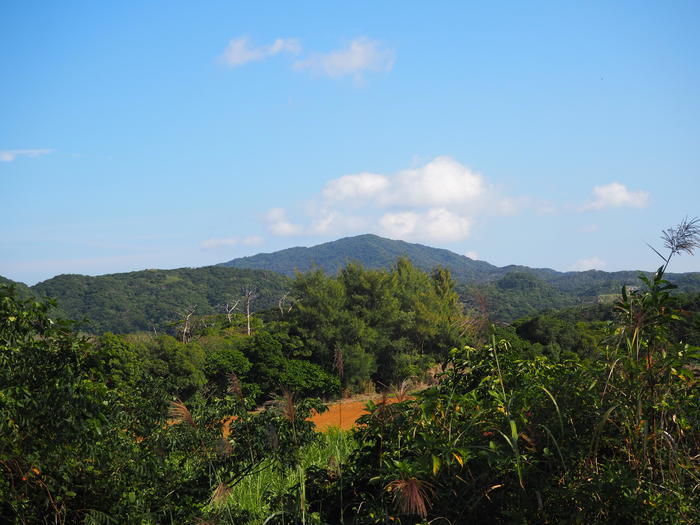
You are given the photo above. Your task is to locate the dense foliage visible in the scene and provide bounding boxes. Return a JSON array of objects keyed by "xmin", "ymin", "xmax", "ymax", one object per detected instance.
[
  {"xmin": 285, "ymin": 259, "xmax": 463, "ymax": 390},
  {"xmin": 460, "ymin": 271, "xmax": 578, "ymax": 322},
  {"xmin": 0, "ymin": 286, "xmax": 327, "ymax": 524},
  {"xmin": 304, "ymin": 267, "xmax": 700, "ymax": 523},
  {"xmin": 1, "ymin": 223, "xmax": 699, "ymax": 523},
  {"xmin": 222, "ymin": 233, "xmax": 700, "ymax": 305}
]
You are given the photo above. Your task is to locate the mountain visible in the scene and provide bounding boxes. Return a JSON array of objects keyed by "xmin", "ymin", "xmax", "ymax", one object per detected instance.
[
  {"xmin": 222, "ymin": 234, "xmax": 700, "ymax": 320},
  {"xmin": 3, "ymin": 234, "xmax": 699, "ymax": 333},
  {"xmin": 220, "ymin": 234, "xmax": 500, "ymax": 281},
  {"xmin": 0, "ymin": 275, "xmax": 35, "ymax": 300},
  {"xmin": 28, "ymin": 266, "xmax": 291, "ymax": 334},
  {"xmin": 221, "ymin": 234, "xmax": 700, "ymax": 293}
]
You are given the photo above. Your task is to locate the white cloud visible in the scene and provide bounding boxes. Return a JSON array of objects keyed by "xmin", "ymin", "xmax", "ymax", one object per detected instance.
[
  {"xmin": 322, "ymin": 156, "xmax": 486, "ymax": 209},
  {"xmin": 322, "ymin": 172, "xmax": 389, "ymax": 201},
  {"xmin": 584, "ymin": 182, "xmax": 649, "ymax": 210},
  {"xmin": 0, "ymin": 149, "xmax": 53, "ymax": 162},
  {"xmin": 465, "ymin": 251, "xmax": 479, "ymax": 260},
  {"xmin": 264, "ymin": 156, "xmax": 521, "ymax": 242},
  {"xmin": 293, "ymin": 37, "xmax": 394, "ymax": 79},
  {"xmin": 570, "ymin": 256, "xmax": 606, "ymax": 271},
  {"xmin": 265, "ymin": 208, "xmax": 302, "ymax": 236},
  {"xmin": 241, "ymin": 236, "xmax": 263, "ymax": 246},
  {"xmin": 201, "ymin": 237, "xmax": 239, "ymax": 249},
  {"xmin": 200, "ymin": 235, "xmax": 264, "ymax": 250},
  {"xmin": 221, "ymin": 37, "xmax": 301, "ymax": 68},
  {"xmin": 379, "ymin": 208, "xmax": 472, "ymax": 242},
  {"xmin": 307, "ymin": 209, "xmax": 368, "ymax": 235},
  {"xmin": 389, "ymin": 156, "xmax": 485, "ymax": 207}
]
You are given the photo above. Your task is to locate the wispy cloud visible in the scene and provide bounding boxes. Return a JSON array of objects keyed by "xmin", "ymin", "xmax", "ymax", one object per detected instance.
[
  {"xmin": 293, "ymin": 37, "xmax": 394, "ymax": 80},
  {"xmin": 201, "ymin": 236, "xmax": 263, "ymax": 250},
  {"xmin": 264, "ymin": 156, "xmax": 518, "ymax": 243},
  {"xmin": 323, "ymin": 172, "xmax": 390, "ymax": 201},
  {"xmin": 201, "ymin": 237, "xmax": 238, "ymax": 249},
  {"xmin": 221, "ymin": 37, "xmax": 301, "ymax": 68},
  {"xmin": 241, "ymin": 236, "xmax": 263, "ymax": 246},
  {"xmin": 0, "ymin": 149, "xmax": 53, "ymax": 162},
  {"xmin": 584, "ymin": 182, "xmax": 649, "ymax": 210},
  {"xmin": 265, "ymin": 208, "xmax": 302, "ymax": 236},
  {"xmin": 569, "ymin": 256, "xmax": 606, "ymax": 271}
]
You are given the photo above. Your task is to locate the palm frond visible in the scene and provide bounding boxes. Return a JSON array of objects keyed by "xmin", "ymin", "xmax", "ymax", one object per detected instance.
[{"xmin": 386, "ymin": 477, "xmax": 435, "ymax": 518}]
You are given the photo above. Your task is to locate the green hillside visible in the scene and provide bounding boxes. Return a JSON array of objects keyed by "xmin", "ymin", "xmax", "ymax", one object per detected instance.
[
  {"xmin": 4, "ymin": 234, "xmax": 698, "ymax": 333},
  {"xmin": 461, "ymin": 271, "xmax": 579, "ymax": 322},
  {"xmin": 30, "ymin": 266, "xmax": 291, "ymax": 334},
  {"xmin": 220, "ymin": 233, "xmax": 499, "ymax": 281},
  {"xmin": 221, "ymin": 234, "xmax": 700, "ymax": 319},
  {"xmin": 0, "ymin": 275, "xmax": 34, "ymax": 299}
]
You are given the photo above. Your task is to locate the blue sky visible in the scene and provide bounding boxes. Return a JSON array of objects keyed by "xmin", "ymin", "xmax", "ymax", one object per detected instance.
[{"xmin": 2, "ymin": 1, "xmax": 699, "ymax": 284}]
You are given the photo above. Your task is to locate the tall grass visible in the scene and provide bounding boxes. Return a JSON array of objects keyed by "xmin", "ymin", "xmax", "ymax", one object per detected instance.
[{"xmin": 211, "ymin": 427, "xmax": 355, "ymax": 523}]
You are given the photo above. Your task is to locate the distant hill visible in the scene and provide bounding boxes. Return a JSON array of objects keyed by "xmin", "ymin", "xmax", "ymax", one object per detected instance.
[
  {"xmin": 0, "ymin": 275, "xmax": 35, "ymax": 300},
  {"xmin": 222, "ymin": 234, "xmax": 700, "ymax": 293},
  {"xmin": 3, "ymin": 234, "xmax": 699, "ymax": 332},
  {"xmin": 28, "ymin": 266, "xmax": 291, "ymax": 334},
  {"xmin": 220, "ymin": 234, "xmax": 500, "ymax": 281},
  {"xmin": 221, "ymin": 234, "xmax": 700, "ymax": 321}
]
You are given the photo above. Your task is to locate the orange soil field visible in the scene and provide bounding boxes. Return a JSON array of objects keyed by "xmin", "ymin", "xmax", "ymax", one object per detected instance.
[
  {"xmin": 309, "ymin": 395, "xmax": 404, "ymax": 431},
  {"xmin": 219, "ymin": 393, "xmax": 414, "ymax": 437}
]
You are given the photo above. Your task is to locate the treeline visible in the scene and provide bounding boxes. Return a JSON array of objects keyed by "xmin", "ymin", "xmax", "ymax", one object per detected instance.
[
  {"xmin": 31, "ymin": 266, "xmax": 292, "ymax": 334},
  {"xmin": 107, "ymin": 258, "xmax": 467, "ymax": 402},
  {"xmin": 6, "ymin": 234, "xmax": 700, "ymax": 334}
]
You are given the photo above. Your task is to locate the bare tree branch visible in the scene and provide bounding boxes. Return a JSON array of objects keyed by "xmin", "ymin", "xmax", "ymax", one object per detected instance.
[{"xmin": 176, "ymin": 305, "xmax": 197, "ymax": 343}]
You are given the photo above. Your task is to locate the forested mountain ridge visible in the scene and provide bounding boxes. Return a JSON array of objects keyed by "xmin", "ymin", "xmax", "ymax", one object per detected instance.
[
  {"xmin": 221, "ymin": 234, "xmax": 700, "ymax": 296},
  {"xmin": 29, "ymin": 266, "xmax": 291, "ymax": 334},
  {"xmin": 220, "ymin": 234, "xmax": 500, "ymax": 281},
  {"xmin": 4, "ymin": 234, "xmax": 699, "ymax": 332},
  {"xmin": 0, "ymin": 275, "xmax": 33, "ymax": 299}
]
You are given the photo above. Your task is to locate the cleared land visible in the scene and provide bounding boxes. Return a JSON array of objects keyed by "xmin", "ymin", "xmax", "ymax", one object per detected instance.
[{"xmin": 309, "ymin": 394, "xmax": 407, "ymax": 431}]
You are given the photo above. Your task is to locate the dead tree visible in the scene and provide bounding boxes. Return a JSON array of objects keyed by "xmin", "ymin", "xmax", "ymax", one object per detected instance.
[
  {"xmin": 278, "ymin": 292, "xmax": 293, "ymax": 316},
  {"xmin": 244, "ymin": 287, "xmax": 257, "ymax": 336},
  {"xmin": 177, "ymin": 305, "xmax": 197, "ymax": 343},
  {"xmin": 219, "ymin": 299, "xmax": 240, "ymax": 324}
]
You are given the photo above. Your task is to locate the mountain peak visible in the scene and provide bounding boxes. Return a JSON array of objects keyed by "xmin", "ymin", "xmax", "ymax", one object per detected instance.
[{"xmin": 219, "ymin": 234, "xmax": 498, "ymax": 280}]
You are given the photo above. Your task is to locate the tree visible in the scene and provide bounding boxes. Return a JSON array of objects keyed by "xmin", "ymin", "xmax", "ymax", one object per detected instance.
[{"xmin": 244, "ymin": 287, "xmax": 257, "ymax": 335}]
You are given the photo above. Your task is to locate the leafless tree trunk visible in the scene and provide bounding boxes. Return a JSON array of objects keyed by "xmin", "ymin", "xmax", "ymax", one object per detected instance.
[
  {"xmin": 220, "ymin": 299, "xmax": 240, "ymax": 324},
  {"xmin": 278, "ymin": 292, "xmax": 292, "ymax": 316},
  {"xmin": 177, "ymin": 305, "xmax": 197, "ymax": 343},
  {"xmin": 244, "ymin": 287, "xmax": 257, "ymax": 335}
]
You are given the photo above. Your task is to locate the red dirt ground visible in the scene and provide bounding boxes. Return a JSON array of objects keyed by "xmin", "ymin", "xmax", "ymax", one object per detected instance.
[
  {"xmin": 309, "ymin": 394, "xmax": 405, "ymax": 431},
  {"xmin": 219, "ymin": 393, "xmax": 414, "ymax": 437}
]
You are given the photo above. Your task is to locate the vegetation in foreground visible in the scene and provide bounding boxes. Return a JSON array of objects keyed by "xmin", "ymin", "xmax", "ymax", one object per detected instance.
[{"xmin": 1, "ymin": 221, "xmax": 699, "ymax": 523}]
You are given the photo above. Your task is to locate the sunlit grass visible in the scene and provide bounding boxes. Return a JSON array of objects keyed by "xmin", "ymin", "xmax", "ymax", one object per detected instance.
[{"xmin": 216, "ymin": 427, "xmax": 356, "ymax": 523}]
